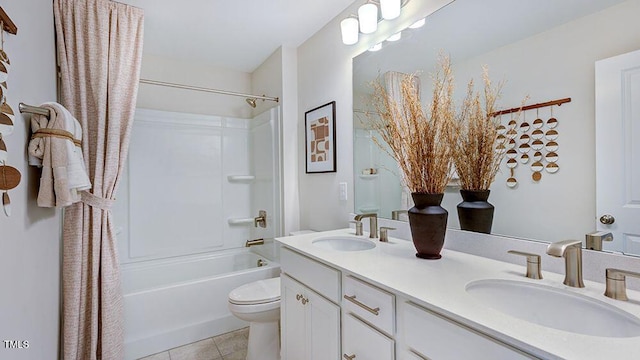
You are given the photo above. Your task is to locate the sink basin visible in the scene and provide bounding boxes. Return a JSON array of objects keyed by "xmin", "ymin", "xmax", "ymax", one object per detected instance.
[
  {"xmin": 312, "ymin": 236, "xmax": 376, "ymax": 251},
  {"xmin": 466, "ymin": 279, "xmax": 640, "ymax": 338}
]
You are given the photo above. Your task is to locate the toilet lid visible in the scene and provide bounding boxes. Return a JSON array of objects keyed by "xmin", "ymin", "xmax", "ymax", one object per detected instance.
[{"xmin": 229, "ymin": 277, "xmax": 281, "ymax": 305}]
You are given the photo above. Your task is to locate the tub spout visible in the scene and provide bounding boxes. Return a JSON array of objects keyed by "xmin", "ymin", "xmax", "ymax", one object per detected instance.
[{"xmin": 245, "ymin": 238, "xmax": 265, "ymax": 247}]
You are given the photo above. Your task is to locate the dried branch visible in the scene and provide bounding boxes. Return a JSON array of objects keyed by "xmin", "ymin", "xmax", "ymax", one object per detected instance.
[{"xmin": 367, "ymin": 55, "xmax": 455, "ymax": 194}]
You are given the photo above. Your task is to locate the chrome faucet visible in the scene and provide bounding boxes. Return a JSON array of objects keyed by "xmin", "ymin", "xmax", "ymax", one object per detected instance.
[
  {"xmin": 546, "ymin": 239, "xmax": 584, "ymax": 288},
  {"xmin": 585, "ymin": 231, "xmax": 613, "ymax": 251},
  {"xmin": 354, "ymin": 213, "xmax": 378, "ymax": 239}
]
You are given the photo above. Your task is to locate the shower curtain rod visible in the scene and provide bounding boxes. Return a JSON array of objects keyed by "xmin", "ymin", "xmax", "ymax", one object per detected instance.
[{"xmin": 139, "ymin": 79, "xmax": 280, "ymax": 103}]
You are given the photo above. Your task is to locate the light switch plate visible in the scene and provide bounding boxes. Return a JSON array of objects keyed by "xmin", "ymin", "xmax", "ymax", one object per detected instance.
[{"xmin": 339, "ymin": 182, "xmax": 348, "ymax": 201}]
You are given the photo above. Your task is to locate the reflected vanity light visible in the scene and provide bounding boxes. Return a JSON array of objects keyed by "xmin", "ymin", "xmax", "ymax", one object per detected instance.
[
  {"xmin": 358, "ymin": 3, "xmax": 378, "ymax": 34},
  {"xmin": 341, "ymin": 17, "xmax": 359, "ymax": 45},
  {"xmin": 409, "ymin": 18, "xmax": 426, "ymax": 28},
  {"xmin": 380, "ymin": 0, "xmax": 401, "ymax": 20},
  {"xmin": 369, "ymin": 42, "xmax": 383, "ymax": 52},
  {"xmin": 386, "ymin": 32, "xmax": 402, "ymax": 42}
]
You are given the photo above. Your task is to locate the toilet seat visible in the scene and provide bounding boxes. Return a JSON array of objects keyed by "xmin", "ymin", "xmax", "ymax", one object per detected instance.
[{"xmin": 229, "ymin": 277, "xmax": 281, "ymax": 305}]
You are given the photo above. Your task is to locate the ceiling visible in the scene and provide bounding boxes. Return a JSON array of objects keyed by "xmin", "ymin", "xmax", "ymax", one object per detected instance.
[{"xmin": 119, "ymin": 0, "xmax": 356, "ymax": 73}]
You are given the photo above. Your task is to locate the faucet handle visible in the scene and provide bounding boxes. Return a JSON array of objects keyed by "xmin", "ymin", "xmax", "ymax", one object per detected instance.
[
  {"xmin": 350, "ymin": 220, "xmax": 363, "ymax": 236},
  {"xmin": 379, "ymin": 226, "xmax": 396, "ymax": 242},
  {"xmin": 605, "ymin": 268, "xmax": 640, "ymax": 301},
  {"xmin": 585, "ymin": 231, "xmax": 613, "ymax": 251},
  {"xmin": 508, "ymin": 250, "xmax": 543, "ymax": 279}
]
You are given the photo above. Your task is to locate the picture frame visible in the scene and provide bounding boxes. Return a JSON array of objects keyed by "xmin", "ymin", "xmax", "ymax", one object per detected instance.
[{"xmin": 305, "ymin": 101, "xmax": 336, "ymax": 173}]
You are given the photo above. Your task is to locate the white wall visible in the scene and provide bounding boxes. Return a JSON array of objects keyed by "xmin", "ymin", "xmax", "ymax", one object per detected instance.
[
  {"xmin": 296, "ymin": 0, "xmax": 453, "ymax": 231},
  {"xmin": 0, "ymin": 1, "xmax": 60, "ymax": 359},
  {"xmin": 252, "ymin": 46, "xmax": 300, "ymax": 236},
  {"xmin": 137, "ymin": 54, "xmax": 252, "ymax": 118}
]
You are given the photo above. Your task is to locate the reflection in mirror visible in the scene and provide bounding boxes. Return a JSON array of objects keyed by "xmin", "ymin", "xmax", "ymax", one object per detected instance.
[{"xmin": 353, "ymin": 0, "xmax": 640, "ymax": 254}]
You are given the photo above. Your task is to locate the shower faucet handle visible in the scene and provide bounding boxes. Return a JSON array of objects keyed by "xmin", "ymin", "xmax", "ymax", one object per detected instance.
[{"xmin": 254, "ymin": 210, "xmax": 267, "ymax": 228}]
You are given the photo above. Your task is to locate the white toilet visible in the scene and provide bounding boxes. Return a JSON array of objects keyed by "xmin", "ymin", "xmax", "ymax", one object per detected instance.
[{"xmin": 228, "ymin": 277, "xmax": 281, "ymax": 360}]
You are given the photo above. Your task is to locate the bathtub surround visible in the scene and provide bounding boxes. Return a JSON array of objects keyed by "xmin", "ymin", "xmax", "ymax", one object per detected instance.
[
  {"xmin": 54, "ymin": 0, "xmax": 144, "ymax": 358},
  {"xmin": 114, "ymin": 107, "xmax": 282, "ymax": 359}
]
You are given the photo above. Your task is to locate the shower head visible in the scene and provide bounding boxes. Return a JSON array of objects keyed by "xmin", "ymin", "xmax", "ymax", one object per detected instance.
[{"xmin": 246, "ymin": 98, "xmax": 257, "ymax": 108}]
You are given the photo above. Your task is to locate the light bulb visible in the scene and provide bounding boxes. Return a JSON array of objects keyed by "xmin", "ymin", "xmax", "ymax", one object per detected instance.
[
  {"xmin": 340, "ymin": 18, "xmax": 359, "ymax": 45},
  {"xmin": 358, "ymin": 3, "xmax": 378, "ymax": 34},
  {"xmin": 380, "ymin": 0, "xmax": 401, "ymax": 20},
  {"xmin": 409, "ymin": 18, "xmax": 426, "ymax": 29},
  {"xmin": 386, "ymin": 32, "xmax": 402, "ymax": 42},
  {"xmin": 369, "ymin": 43, "xmax": 382, "ymax": 52}
]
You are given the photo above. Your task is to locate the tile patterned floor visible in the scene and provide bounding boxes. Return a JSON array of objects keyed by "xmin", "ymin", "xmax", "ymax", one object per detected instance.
[{"xmin": 140, "ymin": 327, "xmax": 249, "ymax": 360}]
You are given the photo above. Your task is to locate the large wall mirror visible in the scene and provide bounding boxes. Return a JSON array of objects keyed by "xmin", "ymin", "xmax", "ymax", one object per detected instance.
[{"xmin": 353, "ymin": 0, "xmax": 640, "ymax": 254}]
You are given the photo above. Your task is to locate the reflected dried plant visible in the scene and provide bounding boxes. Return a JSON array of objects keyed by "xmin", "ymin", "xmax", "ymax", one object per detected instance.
[
  {"xmin": 367, "ymin": 55, "xmax": 455, "ymax": 194},
  {"xmin": 449, "ymin": 67, "xmax": 523, "ymax": 190}
]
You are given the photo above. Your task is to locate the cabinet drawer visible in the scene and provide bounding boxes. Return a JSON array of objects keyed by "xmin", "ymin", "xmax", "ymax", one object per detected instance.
[
  {"xmin": 402, "ymin": 302, "xmax": 534, "ymax": 360},
  {"xmin": 280, "ymin": 247, "xmax": 340, "ymax": 303},
  {"xmin": 343, "ymin": 275, "xmax": 395, "ymax": 336},
  {"xmin": 343, "ymin": 313, "xmax": 394, "ymax": 360}
]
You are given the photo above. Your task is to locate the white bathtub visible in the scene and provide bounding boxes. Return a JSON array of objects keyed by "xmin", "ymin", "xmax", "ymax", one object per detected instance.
[{"xmin": 121, "ymin": 249, "xmax": 280, "ymax": 360}]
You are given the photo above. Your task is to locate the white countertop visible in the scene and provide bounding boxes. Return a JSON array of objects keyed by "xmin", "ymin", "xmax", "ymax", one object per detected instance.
[{"xmin": 276, "ymin": 229, "xmax": 640, "ymax": 360}]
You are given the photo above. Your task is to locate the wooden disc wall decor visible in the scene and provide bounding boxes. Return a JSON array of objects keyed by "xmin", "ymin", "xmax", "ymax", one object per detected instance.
[
  {"xmin": 0, "ymin": 137, "xmax": 7, "ymax": 163},
  {"xmin": 2, "ymin": 191, "xmax": 10, "ymax": 216},
  {"xmin": 0, "ymin": 164, "xmax": 20, "ymax": 190}
]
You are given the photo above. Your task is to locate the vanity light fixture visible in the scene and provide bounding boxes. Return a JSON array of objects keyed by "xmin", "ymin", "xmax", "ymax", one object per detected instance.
[
  {"xmin": 386, "ymin": 32, "xmax": 402, "ymax": 42},
  {"xmin": 380, "ymin": 0, "xmax": 401, "ymax": 20},
  {"xmin": 368, "ymin": 42, "xmax": 383, "ymax": 51},
  {"xmin": 409, "ymin": 18, "xmax": 426, "ymax": 29},
  {"xmin": 358, "ymin": 3, "xmax": 378, "ymax": 34},
  {"xmin": 340, "ymin": 17, "xmax": 359, "ymax": 45},
  {"xmin": 340, "ymin": 0, "xmax": 410, "ymax": 46}
]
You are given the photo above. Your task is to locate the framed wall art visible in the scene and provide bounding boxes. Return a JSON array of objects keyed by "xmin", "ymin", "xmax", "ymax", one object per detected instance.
[{"xmin": 305, "ymin": 101, "xmax": 336, "ymax": 173}]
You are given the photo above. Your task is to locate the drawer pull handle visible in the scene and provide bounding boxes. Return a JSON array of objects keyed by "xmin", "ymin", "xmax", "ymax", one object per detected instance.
[
  {"xmin": 343, "ymin": 354, "xmax": 356, "ymax": 360},
  {"xmin": 301, "ymin": 297, "xmax": 309, "ymax": 305},
  {"xmin": 343, "ymin": 294, "xmax": 379, "ymax": 316},
  {"xmin": 296, "ymin": 294, "xmax": 302, "ymax": 301}
]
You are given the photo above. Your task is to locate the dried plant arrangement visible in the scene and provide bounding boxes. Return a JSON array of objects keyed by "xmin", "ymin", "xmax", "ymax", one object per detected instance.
[
  {"xmin": 450, "ymin": 67, "xmax": 510, "ymax": 191},
  {"xmin": 368, "ymin": 55, "xmax": 455, "ymax": 194}
]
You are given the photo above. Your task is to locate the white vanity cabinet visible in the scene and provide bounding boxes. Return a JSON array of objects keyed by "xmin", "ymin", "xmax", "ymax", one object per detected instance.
[
  {"xmin": 401, "ymin": 301, "xmax": 536, "ymax": 360},
  {"xmin": 342, "ymin": 275, "xmax": 396, "ymax": 360},
  {"xmin": 280, "ymin": 247, "xmax": 341, "ymax": 360},
  {"xmin": 277, "ymin": 235, "xmax": 542, "ymax": 360}
]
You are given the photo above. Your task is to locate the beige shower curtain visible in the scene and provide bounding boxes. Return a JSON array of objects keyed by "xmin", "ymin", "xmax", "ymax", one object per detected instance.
[{"xmin": 54, "ymin": 0, "xmax": 144, "ymax": 358}]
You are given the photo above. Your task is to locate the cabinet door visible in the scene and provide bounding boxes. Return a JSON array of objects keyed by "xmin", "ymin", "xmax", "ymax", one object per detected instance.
[
  {"xmin": 343, "ymin": 313, "xmax": 395, "ymax": 360},
  {"xmin": 307, "ymin": 287, "xmax": 341, "ymax": 360},
  {"xmin": 281, "ymin": 275, "xmax": 306, "ymax": 360}
]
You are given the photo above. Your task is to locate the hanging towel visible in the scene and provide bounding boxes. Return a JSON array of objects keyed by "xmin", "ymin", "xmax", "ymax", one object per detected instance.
[{"xmin": 28, "ymin": 102, "xmax": 91, "ymax": 207}]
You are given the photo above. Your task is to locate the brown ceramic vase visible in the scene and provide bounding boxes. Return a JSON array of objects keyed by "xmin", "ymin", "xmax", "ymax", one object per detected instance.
[
  {"xmin": 457, "ymin": 190, "xmax": 494, "ymax": 234},
  {"xmin": 408, "ymin": 192, "xmax": 448, "ymax": 259}
]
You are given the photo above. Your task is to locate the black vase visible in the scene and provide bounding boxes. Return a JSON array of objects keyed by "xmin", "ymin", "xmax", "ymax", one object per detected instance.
[
  {"xmin": 457, "ymin": 190, "xmax": 494, "ymax": 234},
  {"xmin": 408, "ymin": 193, "xmax": 448, "ymax": 259}
]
